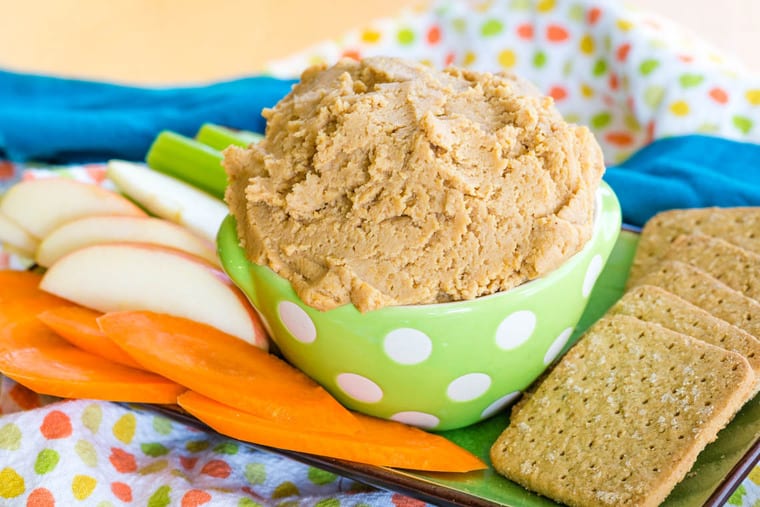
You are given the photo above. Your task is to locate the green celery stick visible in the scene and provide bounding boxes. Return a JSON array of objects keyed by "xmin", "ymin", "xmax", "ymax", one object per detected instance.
[
  {"xmin": 196, "ymin": 123, "xmax": 263, "ymax": 151},
  {"xmin": 146, "ymin": 131, "xmax": 226, "ymax": 199}
]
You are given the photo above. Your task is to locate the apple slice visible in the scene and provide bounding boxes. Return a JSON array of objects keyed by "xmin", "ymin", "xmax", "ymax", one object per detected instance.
[
  {"xmin": 0, "ymin": 178, "xmax": 146, "ymax": 238},
  {"xmin": 36, "ymin": 215, "xmax": 218, "ymax": 267},
  {"xmin": 106, "ymin": 160, "xmax": 228, "ymax": 243},
  {"xmin": 40, "ymin": 243, "xmax": 268, "ymax": 350},
  {"xmin": 0, "ymin": 211, "xmax": 38, "ymax": 257}
]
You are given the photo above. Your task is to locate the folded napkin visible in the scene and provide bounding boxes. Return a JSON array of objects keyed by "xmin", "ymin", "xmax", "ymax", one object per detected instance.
[
  {"xmin": 0, "ymin": 387, "xmax": 392, "ymax": 506},
  {"xmin": 605, "ymin": 134, "xmax": 760, "ymax": 226},
  {"xmin": 0, "ymin": 70, "xmax": 296, "ymax": 163}
]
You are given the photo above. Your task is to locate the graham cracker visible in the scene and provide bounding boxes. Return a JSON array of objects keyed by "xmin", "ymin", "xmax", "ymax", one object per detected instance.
[
  {"xmin": 610, "ymin": 285, "xmax": 760, "ymax": 386},
  {"xmin": 660, "ymin": 234, "xmax": 760, "ymax": 303},
  {"xmin": 490, "ymin": 314, "xmax": 754, "ymax": 507},
  {"xmin": 628, "ymin": 207, "xmax": 760, "ymax": 284},
  {"xmin": 633, "ymin": 261, "xmax": 760, "ymax": 340}
]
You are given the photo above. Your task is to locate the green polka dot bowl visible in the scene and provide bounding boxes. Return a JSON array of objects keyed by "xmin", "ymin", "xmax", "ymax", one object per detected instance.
[{"xmin": 217, "ymin": 182, "xmax": 621, "ymax": 430}]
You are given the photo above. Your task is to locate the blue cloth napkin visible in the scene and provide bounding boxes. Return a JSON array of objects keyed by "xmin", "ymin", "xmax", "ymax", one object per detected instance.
[
  {"xmin": 604, "ymin": 135, "xmax": 760, "ymax": 227},
  {"xmin": 1, "ymin": 70, "xmax": 759, "ymax": 227},
  {"xmin": 0, "ymin": 70, "xmax": 296, "ymax": 163}
]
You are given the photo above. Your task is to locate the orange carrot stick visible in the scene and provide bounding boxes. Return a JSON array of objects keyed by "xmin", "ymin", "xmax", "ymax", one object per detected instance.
[
  {"xmin": 0, "ymin": 271, "xmax": 51, "ymax": 301},
  {"xmin": 178, "ymin": 391, "xmax": 487, "ymax": 472},
  {"xmin": 0, "ymin": 270, "xmax": 69, "ymax": 312},
  {"xmin": 97, "ymin": 311, "xmax": 360, "ymax": 433},
  {"xmin": 0, "ymin": 271, "xmax": 71, "ymax": 329},
  {"xmin": 1, "ymin": 297, "xmax": 68, "ymax": 328},
  {"xmin": 0, "ymin": 318, "xmax": 185, "ymax": 404},
  {"xmin": 37, "ymin": 306, "xmax": 144, "ymax": 370}
]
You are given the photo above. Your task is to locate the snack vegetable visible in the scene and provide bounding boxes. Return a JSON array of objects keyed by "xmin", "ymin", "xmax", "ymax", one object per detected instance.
[
  {"xmin": 38, "ymin": 306, "xmax": 144, "ymax": 370},
  {"xmin": 144, "ymin": 124, "xmax": 262, "ymax": 199},
  {"xmin": 178, "ymin": 390, "xmax": 487, "ymax": 472},
  {"xmin": 195, "ymin": 123, "xmax": 263, "ymax": 151},
  {"xmin": 0, "ymin": 271, "xmax": 51, "ymax": 302},
  {"xmin": 0, "ymin": 318, "xmax": 184, "ymax": 403},
  {"xmin": 0, "ymin": 271, "xmax": 68, "ymax": 328},
  {"xmin": 98, "ymin": 311, "xmax": 360, "ymax": 433},
  {"xmin": 146, "ymin": 131, "xmax": 227, "ymax": 199}
]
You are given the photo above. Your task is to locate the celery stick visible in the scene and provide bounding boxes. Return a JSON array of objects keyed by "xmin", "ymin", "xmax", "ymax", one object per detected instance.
[
  {"xmin": 196, "ymin": 123, "xmax": 263, "ymax": 151},
  {"xmin": 146, "ymin": 131, "xmax": 226, "ymax": 200}
]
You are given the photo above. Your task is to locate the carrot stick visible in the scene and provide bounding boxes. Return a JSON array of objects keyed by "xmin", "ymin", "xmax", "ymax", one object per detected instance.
[
  {"xmin": 37, "ymin": 306, "xmax": 144, "ymax": 370},
  {"xmin": 178, "ymin": 391, "xmax": 487, "ymax": 472},
  {"xmin": 97, "ymin": 311, "xmax": 360, "ymax": 433},
  {"xmin": 0, "ymin": 271, "xmax": 49, "ymax": 301},
  {"xmin": 0, "ymin": 318, "xmax": 185, "ymax": 403},
  {"xmin": 0, "ymin": 275, "xmax": 70, "ymax": 329}
]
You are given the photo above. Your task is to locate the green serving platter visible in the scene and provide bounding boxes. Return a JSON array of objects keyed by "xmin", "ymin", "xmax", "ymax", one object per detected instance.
[{"xmin": 153, "ymin": 228, "xmax": 760, "ymax": 506}]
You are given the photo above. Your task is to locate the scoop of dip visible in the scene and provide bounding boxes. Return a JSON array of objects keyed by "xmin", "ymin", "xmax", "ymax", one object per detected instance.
[{"xmin": 224, "ymin": 57, "xmax": 605, "ymax": 312}]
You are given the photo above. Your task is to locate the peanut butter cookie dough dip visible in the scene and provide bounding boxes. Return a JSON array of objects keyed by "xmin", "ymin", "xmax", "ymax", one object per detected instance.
[{"xmin": 224, "ymin": 57, "xmax": 605, "ymax": 313}]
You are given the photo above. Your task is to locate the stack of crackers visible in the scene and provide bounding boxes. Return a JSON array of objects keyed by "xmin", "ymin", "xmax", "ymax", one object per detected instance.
[{"xmin": 490, "ymin": 207, "xmax": 760, "ymax": 507}]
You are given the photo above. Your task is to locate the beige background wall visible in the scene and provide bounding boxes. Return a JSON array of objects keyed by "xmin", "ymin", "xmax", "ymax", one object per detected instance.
[
  {"xmin": 0, "ymin": 0, "xmax": 755, "ymax": 84},
  {"xmin": 634, "ymin": 0, "xmax": 758, "ymax": 71}
]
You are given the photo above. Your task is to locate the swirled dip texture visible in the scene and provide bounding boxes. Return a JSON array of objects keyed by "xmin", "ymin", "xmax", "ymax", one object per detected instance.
[{"xmin": 224, "ymin": 57, "xmax": 605, "ymax": 312}]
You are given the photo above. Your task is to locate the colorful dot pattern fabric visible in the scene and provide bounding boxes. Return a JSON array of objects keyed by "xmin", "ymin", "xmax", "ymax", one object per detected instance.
[
  {"xmin": 267, "ymin": 0, "xmax": 760, "ymax": 166},
  {"xmin": 2, "ymin": 0, "xmax": 760, "ymax": 505},
  {"xmin": 0, "ymin": 390, "xmax": 415, "ymax": 506}
]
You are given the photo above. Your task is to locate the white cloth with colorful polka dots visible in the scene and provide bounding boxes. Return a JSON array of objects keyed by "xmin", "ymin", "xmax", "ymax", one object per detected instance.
[
  {"xmin": 1, "ymin": 0, "xmax": 760, "ymax": 505},
  {"xmin": 268, "ymin": 0, "xmax": 760, "ymax": 167}
]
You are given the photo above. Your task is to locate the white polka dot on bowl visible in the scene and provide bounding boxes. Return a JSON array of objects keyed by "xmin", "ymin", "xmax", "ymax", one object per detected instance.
[
  {"xmin": 544, "ymin": 327, "xmax": 574, "ymax": 366},
  {"xmin": 480, "ymin": 391, "xmax": 521, "ymax": 419},
  {"xmin": 495, "ymin": 310, "xmax": 537, "ymax": 350},
  {"xmin": 277, "ymin": 301, "xmax": 317, "ymax": 343},
  {"xmin": 582, "ymin": 254, "xmax": 604, "ymax": 298},
  {"xmin": 447, "ymin": 373, "xmax": 491, "ymax": 402},
  {"xmin": 383, "ymin": 328, "xmax": 432, "ymax": 365},
  {"xmin": 390, "ymin": 411, "xmax": 440, "ymax": 429},
  {"xmin": 336, "ymin": 373, "xmax": 383, "ymax": 403}
]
